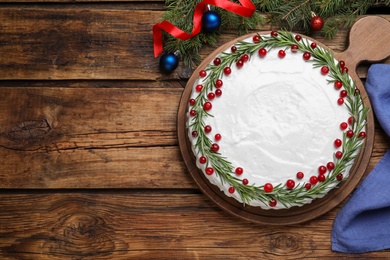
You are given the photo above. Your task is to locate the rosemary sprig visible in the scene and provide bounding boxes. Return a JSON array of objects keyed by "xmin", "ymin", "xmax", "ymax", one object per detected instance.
[{"xmin": 188, "ymin": 30, "xmax": 368, "ymax": 208}]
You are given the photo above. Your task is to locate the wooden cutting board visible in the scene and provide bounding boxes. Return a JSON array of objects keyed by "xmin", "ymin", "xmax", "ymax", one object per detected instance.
[{"xmin": 177, "ymin": 16, "xmax": 390, "ymax": 225}]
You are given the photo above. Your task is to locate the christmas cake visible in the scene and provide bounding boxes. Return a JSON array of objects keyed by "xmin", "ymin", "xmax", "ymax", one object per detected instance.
[{"xmin": 186, "ymin": 31, "xmax": 368, "ymax": 210}]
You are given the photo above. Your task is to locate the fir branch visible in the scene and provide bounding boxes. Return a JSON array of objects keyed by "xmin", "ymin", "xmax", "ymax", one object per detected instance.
[
  {"xmin": 161, "ymin": 1, "xmax": 267, "ymax": 67},
  {"xmin": 281, "ymin": 0, "xmax": 310, "ymax": 22},
  {"xmin": 267, "ymin": 0, "xmax": 313, "ymax": 31},
  {"xmin": 160, "ymin": 0, "xmax": 388, "ymax": 67}
]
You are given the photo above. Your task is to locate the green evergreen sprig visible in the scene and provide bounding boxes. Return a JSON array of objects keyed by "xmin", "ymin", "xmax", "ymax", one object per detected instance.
[
  {"xmin": 161, "ymin": 0, "xmax": 387, "ymax": 67},
  {"xmin": 162, "ymin": 0, "xmax": 265, "ymax": 67},
  {"xmin": 188, "ymin": 30, "xmax": 368, "ymax": 208}
]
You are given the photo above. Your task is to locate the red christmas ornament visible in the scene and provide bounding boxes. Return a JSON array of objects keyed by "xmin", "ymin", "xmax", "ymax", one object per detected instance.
[{"xmin": 310, "ymin": 15, "xmax": 324, "ymax": 31}]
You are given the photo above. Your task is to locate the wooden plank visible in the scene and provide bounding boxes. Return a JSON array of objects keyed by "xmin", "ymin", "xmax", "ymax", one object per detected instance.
[
  {"xmin": 0, "ymin": 84, "xmax": 198, "ymax": 188},
  {"xmin": 0, "ymin": 131, "xmax": 386, "ymax": 189},
  {"xmin": 0, "ymin": 146, "xmax": 195, "ymax": 188},
  {"xmin": 0, "ymin": 9, "xmax": 162, "ymax": 80},
  {"xmin": 0, "ymin": 84, "xmax": 181, "ymax": 149},
  {"xmin": 0, "ymin": 192, "xmax": 389, "ymax": 259},
  {"xmin": 0, "ymin": 82, "xmax": 388, "ymax": 188},
  {"xmin": 0, "ymin": 9, "xmax": 388, "ymax": 80}
]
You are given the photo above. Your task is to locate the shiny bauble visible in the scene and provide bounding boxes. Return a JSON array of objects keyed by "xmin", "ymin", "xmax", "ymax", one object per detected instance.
[
  {"xmin": 202, "ymin": 11, "xmax": 221, "ymax": 33},
  {"xmin": 310, "ymin": 15, "xmax": 324, "ymax": 31},
  {"xmin": 159, "ymin": 53, "xmax": 179, "ymax": 73}
]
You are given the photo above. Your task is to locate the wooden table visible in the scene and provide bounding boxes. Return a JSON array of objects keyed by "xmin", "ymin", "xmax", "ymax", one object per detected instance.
[{"xmin": 0, "ymin": 2, "xmax": 389, "ymax": 259}]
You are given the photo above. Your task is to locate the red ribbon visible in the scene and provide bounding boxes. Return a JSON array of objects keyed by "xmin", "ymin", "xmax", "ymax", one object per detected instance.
[{"xmin": 153, "ymin": 0, "xmax": 256, "ymax": 58}]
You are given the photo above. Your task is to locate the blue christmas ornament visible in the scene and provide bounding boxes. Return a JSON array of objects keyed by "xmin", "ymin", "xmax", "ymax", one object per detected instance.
[
  {"xmin": 159, "ymin": 53, "xmax": 179, "ymax": 73},
  {"xmin": 202, "ymin": 11, "xmax": 221, "ymax": 33}
]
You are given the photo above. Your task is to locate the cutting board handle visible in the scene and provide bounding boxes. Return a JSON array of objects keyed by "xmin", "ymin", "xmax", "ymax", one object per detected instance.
[{"xmin": 337, "ymin": 16, "xmax": 390, "ymax": 71}]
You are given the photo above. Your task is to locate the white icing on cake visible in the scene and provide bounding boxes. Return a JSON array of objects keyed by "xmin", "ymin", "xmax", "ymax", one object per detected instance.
[{"xmin": 187, "ymin": 34, "xmax": 364, "ymax": 209}]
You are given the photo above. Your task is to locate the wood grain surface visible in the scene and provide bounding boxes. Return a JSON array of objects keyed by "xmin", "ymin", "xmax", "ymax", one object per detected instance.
[{"xmin": 0, "ymin": 2, "xmax": 389, "ymax": 259}]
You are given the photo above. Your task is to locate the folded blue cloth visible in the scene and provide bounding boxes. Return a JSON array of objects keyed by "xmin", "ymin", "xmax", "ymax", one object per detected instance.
[
  {"xmin": 332, "ymin": 64, "xmax": 390, "ymax": 253},
  {"xmin": 364, "ymin": 64, "xmax": 390, "ymax": 136}
]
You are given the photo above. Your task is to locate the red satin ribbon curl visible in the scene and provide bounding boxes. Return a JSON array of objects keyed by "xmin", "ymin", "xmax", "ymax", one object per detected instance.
[{"xmin": 153, "ymin": 0, "xmax": 256, "ymax": 58}]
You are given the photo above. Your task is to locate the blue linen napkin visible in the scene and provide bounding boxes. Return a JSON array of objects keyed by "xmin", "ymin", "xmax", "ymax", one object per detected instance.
[{"xmin": 332, "ymin": 64, "xmax": 390, "ymax": 253}]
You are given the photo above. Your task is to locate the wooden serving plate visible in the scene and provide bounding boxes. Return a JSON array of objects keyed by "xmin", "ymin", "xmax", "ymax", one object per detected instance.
[{"xmin": 177, "ymin": 16, "xmax": 390, "ymax": 225}]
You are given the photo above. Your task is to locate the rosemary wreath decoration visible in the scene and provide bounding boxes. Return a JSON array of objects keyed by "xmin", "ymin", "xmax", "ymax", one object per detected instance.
[{"xmin": 188, "ymin": 30, "xmax": 368, "ymax": 208}]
